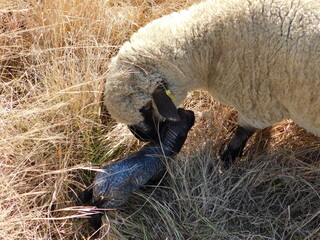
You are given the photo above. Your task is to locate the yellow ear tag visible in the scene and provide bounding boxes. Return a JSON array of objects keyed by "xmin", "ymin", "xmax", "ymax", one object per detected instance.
[{"xmin": 165, "ymin": 89, "xmax": 175, "ymax": 101}]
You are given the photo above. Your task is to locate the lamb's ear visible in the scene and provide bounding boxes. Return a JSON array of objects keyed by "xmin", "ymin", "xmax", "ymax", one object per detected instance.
[{"xmin": 152, "ymin": 86, "xmax": 181, "ymax": 121}]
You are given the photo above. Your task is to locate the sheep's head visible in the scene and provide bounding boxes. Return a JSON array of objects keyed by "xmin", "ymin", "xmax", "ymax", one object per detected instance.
[
  {"xmin": 128, "ymin": 85, "xmax": 182, "ymax": 141},
  {"xmin": 104, "ymin": 65, "xmax": 181, "ymax": 142}
]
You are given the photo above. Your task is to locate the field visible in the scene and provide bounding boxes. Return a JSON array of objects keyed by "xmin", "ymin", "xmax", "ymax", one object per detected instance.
[{"xmin": 0, "ymin": 0, "xmax": 319, "ymax": 239}]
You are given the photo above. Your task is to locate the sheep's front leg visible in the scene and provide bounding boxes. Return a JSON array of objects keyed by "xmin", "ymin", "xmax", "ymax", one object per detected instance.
[{"xmin": 220, "ymin": 126, "xmax": 256, "ymax": 169}]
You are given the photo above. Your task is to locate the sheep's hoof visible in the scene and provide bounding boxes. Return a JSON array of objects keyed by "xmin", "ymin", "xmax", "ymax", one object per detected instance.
[
  {"xmin": 220, "ymin": 154, "xmax": 232, "ymax": 170},
  {"xmin": 219, "ymin": 149, "xmax": 237, "ymax": 170}
]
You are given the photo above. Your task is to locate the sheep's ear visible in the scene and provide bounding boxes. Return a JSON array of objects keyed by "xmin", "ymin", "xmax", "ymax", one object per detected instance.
[{"xmin": 152, "ymin": 86, "xmax": 181, "ymax": 121}]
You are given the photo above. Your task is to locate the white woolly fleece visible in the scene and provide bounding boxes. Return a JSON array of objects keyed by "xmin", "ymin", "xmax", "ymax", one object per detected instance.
[{"xmin": 104, "ymin": 0, "xmax": 320, "ymax": 136}]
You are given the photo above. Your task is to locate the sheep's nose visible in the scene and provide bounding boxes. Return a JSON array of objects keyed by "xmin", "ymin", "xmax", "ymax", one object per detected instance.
[{"xmin": 89, "ymin": 212, "xmax": 103, "ymax": 230}]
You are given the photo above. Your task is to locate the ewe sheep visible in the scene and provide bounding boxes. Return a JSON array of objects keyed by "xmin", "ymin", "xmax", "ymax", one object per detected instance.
[{"xmin": 104, "ymin": 0, "xmax": 320, "ymax": 167}]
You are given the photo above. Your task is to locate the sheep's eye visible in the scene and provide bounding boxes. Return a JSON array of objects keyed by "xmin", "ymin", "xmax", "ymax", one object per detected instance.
[
  {"xmin": 95, "ymin": 195, "xmax": 106, "ymax": 205},
  {"xmin": 141, "ymin": 103, "xmax": 152, "ymax": 112}
]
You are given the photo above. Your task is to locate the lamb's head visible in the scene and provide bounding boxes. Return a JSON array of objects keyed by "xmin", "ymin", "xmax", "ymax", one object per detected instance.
[
  {"xmin": 92, "ymin": 166, "xmax": 136, "ymax": 209},
  {"xmin": 104, "ymin": 64, "xmax": 182, "ymax": 142}
]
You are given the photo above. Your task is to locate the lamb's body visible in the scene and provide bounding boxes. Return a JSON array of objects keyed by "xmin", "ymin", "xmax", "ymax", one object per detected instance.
[{"xmin": 105, "ymin": 0, "xmax": 320, "ymax": 136}]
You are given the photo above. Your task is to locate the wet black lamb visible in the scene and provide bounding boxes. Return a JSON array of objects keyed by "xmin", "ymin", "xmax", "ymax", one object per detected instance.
[{"xmin": 90, "ymin": 108, "xmax": 195, "ymax": 210}]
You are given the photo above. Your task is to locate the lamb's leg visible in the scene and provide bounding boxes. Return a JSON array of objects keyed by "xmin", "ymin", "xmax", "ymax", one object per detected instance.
[{"xmin": 220, "ymin": 126, "xmax": 256, "ymax": 169}]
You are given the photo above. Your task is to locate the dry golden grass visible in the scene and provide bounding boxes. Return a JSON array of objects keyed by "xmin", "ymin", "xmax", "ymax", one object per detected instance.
[{"xmin": 0, "ymin": 0, "xmax": 319, "ymax": 239}]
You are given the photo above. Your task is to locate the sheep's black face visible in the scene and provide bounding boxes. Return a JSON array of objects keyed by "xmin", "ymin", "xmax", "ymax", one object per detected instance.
[
  {"xmin": 128, "ymin": 85, "xmax": 181, "ymax": 142},
  {"xmin": 128, "ymin": 104, "xmax": 165, "ymax": 142}
]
